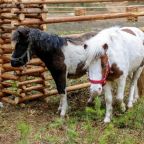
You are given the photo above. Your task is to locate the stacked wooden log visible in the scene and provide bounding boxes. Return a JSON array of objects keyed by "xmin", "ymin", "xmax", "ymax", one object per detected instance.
[
  {"xmin": 0, "ymin": 0, "xmax": 49, "ymax": 104},
  {"xmin": 0, "ymin": 1, "xmax": 13, "ymax": 100}
]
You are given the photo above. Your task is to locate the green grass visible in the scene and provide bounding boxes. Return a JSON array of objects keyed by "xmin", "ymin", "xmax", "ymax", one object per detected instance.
[
  {"xmin": 17, "ymin": 122, "xmax": 31, "ymax": 144},
  {"xmin": 27, "ymin": 96, "xmax": 144, "ymax": 143},
  {"xmin": 2, "ymin": 79, "xmax": 144, "ymax": 144}
]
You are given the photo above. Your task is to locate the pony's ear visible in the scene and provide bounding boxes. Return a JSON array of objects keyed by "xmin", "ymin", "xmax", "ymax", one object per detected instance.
[
  {"xmin": 103, "ymin": 43, "xmax": 108, "ymax": 51},
  {"xmin": 17, "ymin": 26, "xmax": 30, "ymax": 39}
]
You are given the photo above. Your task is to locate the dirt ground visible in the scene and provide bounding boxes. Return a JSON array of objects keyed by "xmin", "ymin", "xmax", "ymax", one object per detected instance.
[
  {"xmin": 0, "ymin": 17, "xmax": 144, "ymax": 144},
  {"xmin": 0, "ymin": 89, "xmax": 90, "ymax": 144}
]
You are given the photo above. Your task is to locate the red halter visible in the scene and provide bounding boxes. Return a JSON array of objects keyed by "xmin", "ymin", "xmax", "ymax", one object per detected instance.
[{"xmin": 89, "ymin": 55, "xmax": 110, "ymax": 86}]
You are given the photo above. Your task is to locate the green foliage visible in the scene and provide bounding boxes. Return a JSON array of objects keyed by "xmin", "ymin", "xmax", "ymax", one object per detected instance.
[
  {"xmin": 113, "ymin": 97, "xmax": 144, "ymax": 130},
  {"xmin": 98, "ymin": 124, "xmax": 117, "ymax": 144},
  {"xmin": 85, "ymin": 97, "xmax": 105, "ymax": 120},
  {"xmin": 81, "ymin": 120, "xmax": 98, "ymax": 144},
  {"xmin": 65, "ymin": 118, "xmax": 79, "ymax": 144},
  {"xmin": 49, "ymin": 117, "xmax": 65, "ymax": 129},
  {"xmin": 35, "ymin": 132, "xmax": 60, "ymax": 144},
  {"xmin": 98, "ymin": 124, "xmax": 136, "ymax": 144},
  {"xmin": 17, "ymin": 122, "xmax": 31, "ymax": 144},
  {"xmin": 13, "ymin": 94, "xmax": 144, "ymax": 144},
  {"xmin": 65, "ymin": 128, "xmax": 78, "ymax": 144},
  {"xmin": 44, "ymin": 134, "xmax": 60, "ymax": 144}
]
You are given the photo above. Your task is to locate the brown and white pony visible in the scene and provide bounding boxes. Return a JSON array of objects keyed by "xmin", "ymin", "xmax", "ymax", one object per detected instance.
[
  {"xmin": 85, "ymin": 26, "xmax": 144, "ymax": 122},
  {"xmin": 11, "ymin": 26, "xmax": 97, "ymax": 117}
]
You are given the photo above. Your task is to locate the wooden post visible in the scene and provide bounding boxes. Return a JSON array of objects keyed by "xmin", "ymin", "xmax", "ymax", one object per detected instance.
[
  {"xmin": 138, "ymin": 71, "xmax": 144, "ymax": 96},
  {"xmin": 126, "ymin": 6, "xmax": 138, "ymax": 22}
]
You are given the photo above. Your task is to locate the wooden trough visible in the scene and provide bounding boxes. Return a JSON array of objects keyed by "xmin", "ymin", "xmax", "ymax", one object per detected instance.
[{"xmin": 0, "ymin": 0, "xmax": 144, "ymax": 105}]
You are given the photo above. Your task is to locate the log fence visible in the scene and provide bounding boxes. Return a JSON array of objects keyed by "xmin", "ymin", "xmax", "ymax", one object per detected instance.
[{"xmin": 0, "ymin": 0, "xmax": 144, "ymax": 104}]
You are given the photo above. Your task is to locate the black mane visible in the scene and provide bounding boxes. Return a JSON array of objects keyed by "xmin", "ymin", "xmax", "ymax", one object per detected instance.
[{"xmin": 12, "ymin": 27, "xmax": 67, "ymax": 51}]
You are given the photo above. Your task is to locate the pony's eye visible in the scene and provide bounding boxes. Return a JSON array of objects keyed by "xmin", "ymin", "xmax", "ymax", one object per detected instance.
[
  {"xmin": 103, "ymin": 43, "xmax": 108, "ymax": 50},
  {"xmin": 84, "ymin": 44, "xmax": 88, "ymax": 49}
]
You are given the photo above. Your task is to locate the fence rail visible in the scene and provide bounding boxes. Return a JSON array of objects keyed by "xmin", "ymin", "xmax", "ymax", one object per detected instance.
[{"xmin": 0, "ymin": 0, "xmax": 144, "ymax": 4}]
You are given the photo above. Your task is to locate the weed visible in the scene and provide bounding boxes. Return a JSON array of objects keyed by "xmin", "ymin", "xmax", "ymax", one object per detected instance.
[
  {"xmin": 113, "ymin": 97, "xmax": 144, "ymax": 130},
  {"xmin": 17, "ymin": 121, "xmax": 31, "ymax": 144},
  {"xmin": 49, "ymin": 117, "xmax": 65, "ymax": 129},
  {"xmin": 64, "ymin": 118, "xmax": 79, "ymax": 144},
  {"xmin": 81, "ymin": 120, "xmax": 98, "ymax": 144},
  {"xmin": 85, "ymin": 96, "xmax": 105, "ymax": 120}
]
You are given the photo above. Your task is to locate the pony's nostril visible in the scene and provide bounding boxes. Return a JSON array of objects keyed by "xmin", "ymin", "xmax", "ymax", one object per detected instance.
[{"xmin": 98, "ymin": 87, "xmax": 102, "ymax": 91}]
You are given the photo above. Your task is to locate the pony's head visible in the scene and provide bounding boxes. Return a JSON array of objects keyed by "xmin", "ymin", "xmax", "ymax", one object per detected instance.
[
  {"xmin": 86, "ymin": 27, "xmax": 121, "ymax": 103},
  {"xmin": 11, "ymin": 26, "xmax": 32, "ymax": 67},
  {"xmin": 84, "ymin": 34, "xmax": 109, "ymax": 96},
  {"xmin": 88, "ymin": 52, "xmax": 109, "ymax": 95}
]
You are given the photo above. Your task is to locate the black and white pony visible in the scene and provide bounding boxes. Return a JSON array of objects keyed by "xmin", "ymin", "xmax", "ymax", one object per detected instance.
[
  {"xmin": 85, "ymin": 26, "xmax": 144, "ymax": 122},
  {"xmin": 11, "ymin": 26, "xmax": 97, "ymax": 117}
]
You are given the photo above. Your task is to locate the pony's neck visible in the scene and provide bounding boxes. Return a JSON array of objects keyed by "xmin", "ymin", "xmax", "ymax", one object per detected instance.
[
  {"xmin": 29, "ymin": 29, "xmax": 66, "ymax": 65},
  {"xmin": 29, "ymin": 28, "xmax": 66, "ymax": 52},
  {"xmin": 89, "ymin": 59, "xmax": 102, "ymax": 80}
]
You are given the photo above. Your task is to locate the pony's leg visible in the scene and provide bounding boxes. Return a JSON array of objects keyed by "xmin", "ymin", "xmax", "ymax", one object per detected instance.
[
  {"xmin": 128, "ymin": 74, "xmax": 135, "ymax": 108},
  {"xmin": 60, "ymin": 90, "xmax": 68, "ymax": 117},
  {"xmin": 133, "ymin": 85, "xmax": 139, "ymax": 103},
  {"xmin": 58, "ymin": 98, "xmax": 62, "ymax": 111},
  {"xmin": 104, "ymin": 82, "xmax": 113, "ymax": 123},
  {"xmin": 57, "ymin": 91, "xmax": 67, "ymax": 117},
  {"xmin": 0, "ymin": 102, "xmax": 3, "ymax": 108},
  {"xmin": 116, "ymin": 75, "xmax": 127, "ymax": 112},
  {"xmin": 128, "ymin": 66, "xmax": 143, "ymax": 108},
  {"xmin": 57, "ymin": 93, "xmax": 67, "ymax": 117},
  {"xmin": 50, "ymin": 69, "xmax": 68, "ymax": 117}
]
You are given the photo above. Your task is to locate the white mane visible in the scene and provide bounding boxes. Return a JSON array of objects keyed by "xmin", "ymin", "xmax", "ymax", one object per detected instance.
[{"xmin": 84, "ymin": 26, "xmax": 120, "ymax": 68}]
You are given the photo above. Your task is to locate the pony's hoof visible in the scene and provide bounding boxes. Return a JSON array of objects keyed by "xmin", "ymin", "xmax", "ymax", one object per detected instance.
[
  {"xmin": 87, "ymin": 101, "xmax": 94, "ymax": 107},
  {"xmin": 104, "ymin": 117, "xmax": 111, "ymax": 123},
  {"xmin": 56, "ymin": 109, "xmax": 61, "ymax": 114},
  {"xmin": 133, "ymin": 99, "xmax": 137, "ymax": 103},
  {"xmin": 0, "ymin": 102, "xmax": 3, "ymax": 108},
  {"xmin": 127, "ymin": 102, "xmax": 133, "ymax": 108},
  {"xmin": 121, "ymin": 103, "xmax": 126, "ymax": 112},
  {"xmin": 57, "ymin": 106, "xmax": 61, "ymax": 111},
  {"xmin": 87, "ymin": 97, "xmax": 93, "ymax": 103},
  {"xmin": 87, "ymin": 97, "xmax": 95, "ymax": 107},
  {"xmin": 60, "ymin": 110, "xmax": 66, "ymax": 117},
  {"xmin": 60, "ymin": 115, "xmax": 65, "ymax": 119},
  {"xmin": 133, "ymin": 97, "xmax": 138, "ymax": 103}
]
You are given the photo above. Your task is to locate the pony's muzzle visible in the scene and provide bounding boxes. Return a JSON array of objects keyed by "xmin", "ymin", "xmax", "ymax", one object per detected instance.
[
  {"xmin": 11, "ymin": 60, "xmax": 23, "ymax": 67},
  {"xmin": 90, "ymin": 84, "xmax": 103, "ymax": 96}
]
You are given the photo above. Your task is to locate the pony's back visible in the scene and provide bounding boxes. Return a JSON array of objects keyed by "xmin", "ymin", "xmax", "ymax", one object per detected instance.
[{"xmin": 84, "ymin": 26, "xmax": 144, "ymax": 68}]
